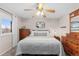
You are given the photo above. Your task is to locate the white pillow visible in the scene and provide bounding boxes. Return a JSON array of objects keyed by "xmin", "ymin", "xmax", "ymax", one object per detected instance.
[
  {"xmin": 30, "ymin": 30, "xmax": 35, "ymax": 36},
  {"xmin": 30, "ymin": 30, "xmax": 50, "ymax": 37}
]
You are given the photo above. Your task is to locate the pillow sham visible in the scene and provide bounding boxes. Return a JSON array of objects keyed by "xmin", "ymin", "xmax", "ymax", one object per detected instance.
[{"xmin": 30, "ymin": 30, "xmax": 50, "ymax": 37}]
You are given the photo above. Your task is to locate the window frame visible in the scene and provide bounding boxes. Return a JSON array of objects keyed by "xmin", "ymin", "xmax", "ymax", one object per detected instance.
[{"xmin": 0, "ymin": 8, "xmax": 13, "ymax": 34}]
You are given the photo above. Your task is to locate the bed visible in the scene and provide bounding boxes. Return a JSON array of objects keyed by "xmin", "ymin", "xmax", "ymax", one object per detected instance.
[{"xmin": 16, "ymin": 30, "xmax": 64, "ymax": 56}]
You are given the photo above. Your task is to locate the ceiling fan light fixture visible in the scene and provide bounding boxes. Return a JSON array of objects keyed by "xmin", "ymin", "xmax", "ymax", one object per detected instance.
[
  {"xmin": 38, "ymin": 3, "xmax": 43, "ymax": 11},
  {"xmin": 36, "ymin": 11, "xmax": 41, "ymax": 16},
  {"xmin": 36, "ymin": 10, "xmax": 45, "ymax": 17}
]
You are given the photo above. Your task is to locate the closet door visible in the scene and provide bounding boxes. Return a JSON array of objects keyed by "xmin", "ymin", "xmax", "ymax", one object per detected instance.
[
  {"xmin": 0, "ymin": 18, "xmax": 2, "ymax": 55},
  {"xmin": 0, "ymin": 8, "xmax": 12, "ymax": 55}
]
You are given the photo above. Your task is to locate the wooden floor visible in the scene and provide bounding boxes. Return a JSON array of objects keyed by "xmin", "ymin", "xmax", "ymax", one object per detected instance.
[{"xmin": 2, "ymin": 47, "xmax": 16, "ymax": 56}]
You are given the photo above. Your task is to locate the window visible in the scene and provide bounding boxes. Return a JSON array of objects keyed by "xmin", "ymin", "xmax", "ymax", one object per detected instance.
[
  {"xmin": 1, "ymin": 18, "xmax": 12, "ymax": 33},
  {"xmin": 0, "ymin": 8, "xmax": 12, "ymax": 34}
]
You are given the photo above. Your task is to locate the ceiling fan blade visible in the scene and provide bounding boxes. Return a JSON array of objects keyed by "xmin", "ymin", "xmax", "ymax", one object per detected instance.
[
  {"xmin": 24, "ymin": 9, "xmax": 34, "ymax": 11},
  {"xmin": 45, "ymin": 8, "xmax": 55, "ymax": 13}
]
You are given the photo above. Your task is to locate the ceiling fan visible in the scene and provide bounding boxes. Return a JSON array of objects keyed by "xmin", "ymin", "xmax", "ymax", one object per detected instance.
[{"xmin": 24, "ymin": 3, "xmax": 55, "ymax": 17}]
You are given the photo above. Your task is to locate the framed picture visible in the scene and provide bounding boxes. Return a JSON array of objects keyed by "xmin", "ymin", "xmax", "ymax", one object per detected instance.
[{"xmin": 36, "ymin": 21, "xmax": 45, "ymax": 29}]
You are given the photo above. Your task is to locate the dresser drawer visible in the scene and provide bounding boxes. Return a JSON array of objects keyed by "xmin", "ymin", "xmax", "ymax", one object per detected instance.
[
  {"xmin": 73, "ymin": 50, "xmax": 79, "ymax": 56},
  {"xmin": 71, "ymin": 44, "xmax": 79, "ymax": 50},
  {"xmin": 64, "ymin": 46, "xmax": 73, "ymax": 55}
]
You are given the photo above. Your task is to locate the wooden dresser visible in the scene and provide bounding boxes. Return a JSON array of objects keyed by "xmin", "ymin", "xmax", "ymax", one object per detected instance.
[
  {"xmin": 62, "ymin": 32, "xmax": 79, "ymax": 56},
  {"xmin": 62, "ymin": 9, "xmax": 79, "ymax": 56},
  {"xmin": 19, "ymin": 29, "xmax": 30, "ymax": 40}
]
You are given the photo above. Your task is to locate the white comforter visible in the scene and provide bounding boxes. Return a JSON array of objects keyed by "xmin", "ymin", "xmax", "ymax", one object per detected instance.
[{"xmin": 16, "ymin": 36, "xmax": 64, "ymax": 56}]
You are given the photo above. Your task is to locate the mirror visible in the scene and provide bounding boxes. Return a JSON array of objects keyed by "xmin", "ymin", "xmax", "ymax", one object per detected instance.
[
  {"xmin": 71, "ymin": 21, "xmax": 79, "ymax": 32},
  {"xmin": 36, "ymin": 21, "xmax": 45, "ymax": 29}
]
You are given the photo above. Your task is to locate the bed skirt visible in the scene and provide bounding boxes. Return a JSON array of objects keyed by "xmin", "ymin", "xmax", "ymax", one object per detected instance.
[{"xmin": 17, "ymin": 54, "xmax": 58, "ymax": 56}]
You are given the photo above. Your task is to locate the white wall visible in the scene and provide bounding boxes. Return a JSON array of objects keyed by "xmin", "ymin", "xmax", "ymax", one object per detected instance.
[
  {"xmin": 58, "ymin": 14, "xmax": 70, "ymax": 37},
  {"xmin": 12, "ymin": 16, "xmax": 20, "ymax": 47},
  {"xmin": 19, "ymin": 17, "xmax": 60, "ymax": 36}
]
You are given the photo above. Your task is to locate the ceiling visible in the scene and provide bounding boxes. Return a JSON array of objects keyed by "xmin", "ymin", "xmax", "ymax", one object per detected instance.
[{"xmin": 0, "ymin": 3, "xmax": 79, "ymax": 19}]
